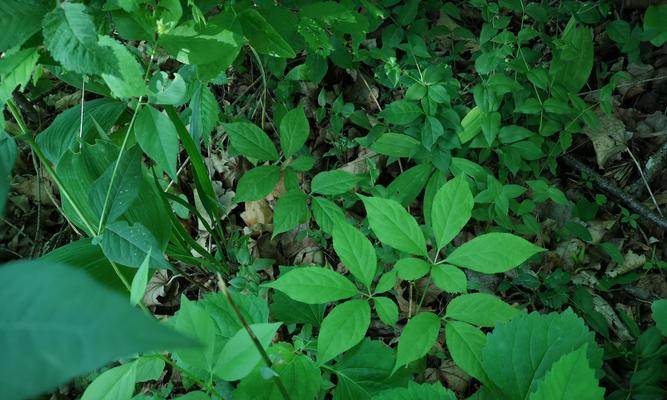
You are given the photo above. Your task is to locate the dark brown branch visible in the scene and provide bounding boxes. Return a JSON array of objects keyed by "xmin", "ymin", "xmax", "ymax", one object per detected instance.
[{"xmin": 560, "ymin": 154, "xmax": 667, "ymax": 231}]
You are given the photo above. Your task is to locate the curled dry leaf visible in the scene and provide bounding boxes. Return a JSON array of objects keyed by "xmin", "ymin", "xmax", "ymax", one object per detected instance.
[{"xmin": 583, "ymin": 113, "xmax": 630, "ymax": 169}]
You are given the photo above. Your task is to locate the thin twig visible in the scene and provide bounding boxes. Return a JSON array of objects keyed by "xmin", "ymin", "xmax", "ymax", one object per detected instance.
[
  {"xmin": 625, "ymin": 148, "xmax": 663, "ymax": 217},
  {"xmin": 628, "ymin": 140, "xmax": 667, "ymax": 199}
]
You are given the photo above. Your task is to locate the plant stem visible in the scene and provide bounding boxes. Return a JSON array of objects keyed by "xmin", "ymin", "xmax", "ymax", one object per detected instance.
[{"xmin": 216, "ymin": 274, "xmax": 291, "ymax": 400}]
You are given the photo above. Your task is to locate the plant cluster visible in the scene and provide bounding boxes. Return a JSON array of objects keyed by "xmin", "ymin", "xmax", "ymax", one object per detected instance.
[{"xmin": 1, "ymin": 1, "xmax": 666, "ymax": 400}]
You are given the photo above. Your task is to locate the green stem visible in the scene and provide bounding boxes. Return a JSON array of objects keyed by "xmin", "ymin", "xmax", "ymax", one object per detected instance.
[{"xmin": 216, "ymin": 274, "xmax": 291, "ymax": 400}]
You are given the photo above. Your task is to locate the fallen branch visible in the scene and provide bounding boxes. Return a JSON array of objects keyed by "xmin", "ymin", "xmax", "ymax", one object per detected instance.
[
  {"xmin": 628, "ymin": 140, "xmax": 667, "ymax": 198},
  {"xmin": 560, "ymin": 154, "xmax": 667, "ymax": 231}
]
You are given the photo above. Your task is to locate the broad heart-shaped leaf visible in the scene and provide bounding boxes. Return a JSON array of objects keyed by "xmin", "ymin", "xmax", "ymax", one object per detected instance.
[
  {"xmin": 482, "ymin": 309, "xmax": 603, "ymax": 400},
  {"xmin": 529, "ymin": 345, "xmax": 604, "ymax": 400},
  {"xmin": 446, "ymin": 233, "xmax": 544, "ymax": 274},
  {"xmin": 272, "ymin": 190, "xmax": 309, "ymax": 237},
  {"xmin": 394, "ymin": 312, "xmax": 441, "ymax": 372},
  {"xmin": 445, "ymin": 293, "xmax": 519, "ymax": 328},
  {"xmin": 279, "ymin": 106, "xmax": 309, "ymax": 158},
  {"xmin": 318, "ymin": 300, "xmax": 371, "ymax": 364},
  {"xmin": 431, "ymin": 264, "xmax": 467, "ymax": 293},
  {"xmin": 235, "ymin": 165, "xmax": 281, "ymax": 202},
  {"xmin": 237, "ymin": 9, "xmax": 296, "ymax": 58},
  {"xmin": 214, "ymin": 322, "xmax": 282, "ymax": 381},
  {"xmin": 311, "ymin": 170, "xmax": 362, "ymax": 195},
  {"xmin": 360, "ymin": 195, "xmax": 427, "ymax": 256},
  {"xmin": 395, "ymin": 257, "xmax": 431, "ymax": 281},
  {"xmin": 134, "ymin": 105, "xmax": 179, "ymax": 180},
  {"xmin": 224, "ymin": 122, "xmax": 279, "ymax": 161},
  {"xmin": 262, "ymin": 266, "xmax": 359, "ymax": 304},
  {"xmin": 234, "ymin": 343, "xmax": 320, "ymax": 400},
  {"xmin": 42, "ymin": 2, "xmax": 117, "ymax": 75},
  {"xmin": 379, "ymin": 100, "xmax": 422, "ymax": 125},
  {"xmin": 81, "ymin": 361, "xmax": 137, "ymax": 400},
  {"xmin": 89, "ymin": 145, "xmax": 143, "ymax": 226},
  {"xmin": 332, "ymin": 222, "xmax": 377, "ymax": 289},
  {"xmin": 99, "ymin": 36, "xmax": 146, "ymax": 99},
  {"xmin": 100, "ymin": 221, "xmax": 171, "ymax": 269},
  {"xmin": 444, "ymin": 321, "xmax": 489, "ymax": 384},
  {"xmin": 374, "ymin": 297, "xmax": 399, "ymax": 327},
  {"xmin": 431, "ymin": 176, "xmax": 473, "ymax": 251},
  {"xmin": 312, "ymin": 196, "xmax": 346, "ymax": 234},
  {"xmin": 173, "ymin": 296, "xmax": 217, "ymax": 372},
  {"xmin": 37, "ymin": 98, "xmax": 126, "ymax": 164},
  {"xmin": 57, "ymin": 141, "xmax": 171, "ymax": 247},
  {"xmin": 0, "ymin": 0, "xmax": 50, "ymax": 52},
  {"xmin": 160, "ymin": 18, "xmax": 242, "ymax": 66},
  {"xmin": 371, "ymin": 381, "xmax": 457, "ymax": 400},
  {"xmin": 0, "ymin": 261, "xmax": 193, "ymax": 400}
]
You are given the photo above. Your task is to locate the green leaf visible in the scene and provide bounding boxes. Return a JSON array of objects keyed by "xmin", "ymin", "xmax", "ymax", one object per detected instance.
[
  {"xmin": 529, "ymin": 345, "xmax": 604, "ymax": 400},
  {"xmin": 386, "ymin": 163, "xmax": 433, "ymax": 207},
  {"xmin": 279, "ymin": 106, "xmax": 309, "ymax": 158},
  {"xmin": 263, "ymin": 266, "xmax": 358, "ymax": 304},
  {"xmin": 215, "ymin": 322, "xmax": 282, "ymax": 381},
  {"xmin": 395, "ymin": 257, "xmax": 430, "ymax": 281},
  {"xmin": 272, "ymin": 190, "xmax": 309, "ymax": 237},
  {"xmin": 431, "ymin": 176, "xmax": 473, "ymax": 251},
  {"xmin": 444, "ymin": 321, "xmax": 488, "ymax": 383},
  {"xmin": 0, "ymin": 47, "xmax": 39, "ymax": 103},
  {"xmin": 189, "ymin": 83, "xmax": 220, "ymax": 144},
  {"xmin": 235, "ymin": 343, "xmax": 320, "ymax": 400},
  {"xmin": 331, "ymin": 339, "xmax": 405, "ymax": 399},
  {"xmin": 430, "ymin": 264, "xmax": 467, "ymax": 293},
  {"xmin": 318, "ymin": 300, "xmax": 371, "ymax": 364},
  {"xmin": 394, "ymin": 312, "xmax": 441, "ymax": 372},
  {"xmin": 224, "ymin": 122, "xmax": 279, "ymax": 161},
  {"xmin": 89, "ymin": 145, "xmax": 143, "ymax": 225},
  {"xmin": 421, "ymin": 116, "xmax": 444, "ymax": 150},
  {"xmin": 238, "ymin": 9, "xmax": 296, "ymax": 58},
  {"xmin": 148, "ymin": 72, "xmax": 188, "ymax": 106},
  {"xmin": 374, "ymin": 297, "xmax": 399, "ymax": 327},
  {"xmin": 270, "ymin": 291, "xmax": 325, "ymax": 327},
  {"xmin": 160, "ymin": 19, "xmax": 243, "ymax": 66},
  {"xmin": 360, "ymin": 195, "xmax": 427, "ymax": 256},
  {"xmin": 99, "ymin": 36, "xmax": 146, "ymax": 99},
  {"xmin": 173, "ymin": 297, "xmax": 218, "ymax": 371},
  {"xmin": 130, "ymin": 249, "xmax": 152, "ymax": 306},
  {"xmin": 652, "ymin": 299, "xmax": 667, "ymax": 336},
  {"xmin": 81, "ymin": 361, "xmax": 137, "ymax": 400},
  {"xmin": 446, "ymin": 233, "xmax": 544, "ymax": 274},
  {"xmin": 379, "ymin": 100, "xmax": 422, "ymax": 125},
  {"xmin": 549, "ymin": 20, "xmax": 593, "ymax": 93},
  {"xmin": 333, "ymin": 221, "xmax": 377, "ymax": 289},
  {"xmin": 370, "ymin": 133, "xmax": 420, "ymax": 158},
  {"xmin": 482, "ymin": 309, "xmax": 603, "ymax": 399},
  {"xmin": 0, "ymin": 133, "xmax": 16, "ymax": 217},
  {"xmin": 235, "ymin": 165, "xmax": 281, "ymax": 202},
  {"xmin": 101, "ymin": 221, "xmax": 170, "ymax": 269},
  {"xmin": 37, "ymin": 98, "xmax": 126, "ymax": 164},
  {"xmin": 644, "ymin": 5, "xmax": 667, "ymax": 46},
  {"xmin": 134, "ymin": 105, "xmax": 179, "ymax": 181},
  {"xmin": 372, "ymin": 381, "xmax": 456, "ymax": 400},
  {"xmin": 312, "ymin": 196, "xmax": 346, "ymax": 234},
  {"xmin": 445, "ymin": 293, "xmax": 519, "ymax": 327},
  {"xmin": 311, "ymin": 170, "xmax": 362, "ymax": 195},
  {"xmin": 0, "ymin": 0, "xmax": 50, "ymax": 52},
  {"xmin": 42, "ymin": 2, "xmax": 117, "ymax": 75},
  {"xmin": 0, "ymin": 260, "xmax": 192, "ymax": 400},
  {"xmin": 459, "ymin": 107, "xmax": 482, "ymax": 144}
]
